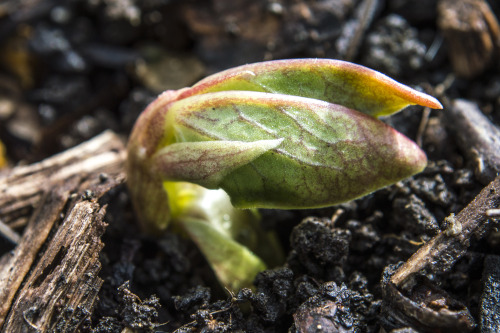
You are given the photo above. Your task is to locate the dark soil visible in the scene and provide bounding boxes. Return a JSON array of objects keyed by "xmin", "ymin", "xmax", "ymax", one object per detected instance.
[{"xmin": 1, "ymin": 0, "xmax": 500, "ymax": 332}]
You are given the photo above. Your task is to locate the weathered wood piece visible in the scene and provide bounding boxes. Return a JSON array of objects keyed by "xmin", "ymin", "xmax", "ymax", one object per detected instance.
[
  {"xmin": 445, "ymin": 99, "xmax": 500, "ymax": 184},
  {"xmin": 438, "ymin": 0, "xmax": 500, "ymax": 78},
  {"xmin": 0, "ymin": 131, "xmax": 126, "ymax": 332},
  {"xmin": 0, "ymin": 130, "xmax": 126, "ymax": 227},
  {"xmin": 0, "ymin": 179, "xmax": 78, "ymax": 329}
]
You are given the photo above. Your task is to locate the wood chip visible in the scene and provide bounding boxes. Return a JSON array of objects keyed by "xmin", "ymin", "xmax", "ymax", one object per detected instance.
[
  {"xmin": 444, "ymin": 99, "xmax": 500, "ymax": 184},
  {"xmin": 0, "ymin": 131, "xmax": 126, "ymax": 331},
  {"xmin": 0, "ymin": 130, "xmax": 126, "ymax": 227},
  {"xmin": 438, "ymin": 0, "xmax": 500, "ymax": 78}
]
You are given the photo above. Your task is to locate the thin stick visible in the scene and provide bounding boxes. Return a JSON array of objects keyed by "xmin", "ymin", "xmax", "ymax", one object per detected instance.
[{"xmin": 391, "ymin": 175, "xmax": 500, "ymax": 286}]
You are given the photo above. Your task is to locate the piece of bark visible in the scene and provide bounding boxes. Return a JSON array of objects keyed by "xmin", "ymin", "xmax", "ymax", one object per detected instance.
[
  {"xmin": 438, "ymin": 0, "xmax": 500, "ymax": 78},
  {"xmin": 0, "ymin": 178, "xmax": 80, "ymax": 329},
  {"xmin": 444, "ymin": 99, "xmax": 500, "ymax": 184},
  {"xmin": 0, "ymin": 131, "xmax": 126, "ymax": 331},
  {"xmin": 382, "ymin": 276, "xmax": 475, "ymax": 332},
  {"xmin": 1, "ymin": 190, "xmax": 117, "ymax": 332},
  {"xmin": 0, "ymin": 130, "xmax": 126, "ymax": 227}
]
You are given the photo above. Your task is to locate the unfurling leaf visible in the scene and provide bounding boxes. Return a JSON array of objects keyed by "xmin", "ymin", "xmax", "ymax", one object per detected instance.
[
  {"xmin": 126, "ymin": 58, "xmax": 442, "ymax": 290},
  {"xmin": 155, "ymin": 91, "xmax": 427, "ymax": 209},
  {"xmin": 176, "ymin": 59, "xmax": 443, "ymax": 117},
  {"xmin": 153, "ymin": 139, "xmax": 283, "ymax": 188}
]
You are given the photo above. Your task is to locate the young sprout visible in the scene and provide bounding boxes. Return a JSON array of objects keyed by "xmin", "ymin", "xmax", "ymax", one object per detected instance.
[{"xmin": 126, "ymin": 59, "xmax": 442, "ymax": 290}]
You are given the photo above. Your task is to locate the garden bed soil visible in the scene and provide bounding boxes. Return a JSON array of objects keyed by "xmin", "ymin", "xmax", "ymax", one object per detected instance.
[{"xmin": 0, "ymin": 0, "xmax": 500, "ymax": 332}]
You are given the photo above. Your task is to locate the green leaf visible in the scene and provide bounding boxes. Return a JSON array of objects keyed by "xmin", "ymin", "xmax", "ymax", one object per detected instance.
[
  {"xmin": 176, "ymin": 59, "xmax": 443, "ymax": 117},
  {"xmin": 152, "ymin": 139, "xmax": 283, "ymax": 188},
  {"xmin": 163, "ymin": 90, "xmax": 427, "ymax": 208}
]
